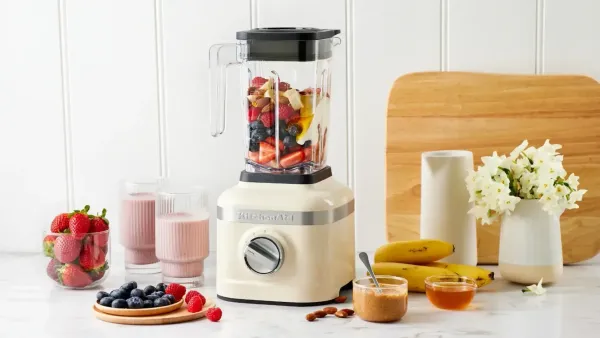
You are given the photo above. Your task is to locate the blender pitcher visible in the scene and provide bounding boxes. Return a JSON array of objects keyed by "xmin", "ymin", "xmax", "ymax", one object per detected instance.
[{"xmin": 209, "ymin": 27, "xmax": 341, "ymax": 174}]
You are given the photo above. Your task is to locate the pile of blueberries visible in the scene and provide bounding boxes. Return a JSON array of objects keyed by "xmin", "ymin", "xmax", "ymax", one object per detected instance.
[
  {"xmin": 248, "ymin": 119, "xmax": 309, "ymax": 153},
  {"xmin": 96, "ymin": 282, "xmax": 174, "ymax": 309}
]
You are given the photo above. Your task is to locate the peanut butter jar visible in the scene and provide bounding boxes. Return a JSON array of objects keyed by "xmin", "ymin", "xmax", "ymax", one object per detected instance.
[{"xmin": 353, "ymin": 275, "xmax": 408, "ymax": 323}]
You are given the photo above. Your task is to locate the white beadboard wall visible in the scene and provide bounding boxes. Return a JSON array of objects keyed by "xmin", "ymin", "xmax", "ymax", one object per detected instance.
[{"xmin": 1, "ymin": 0, "xmax": 599, "ymax": 253}]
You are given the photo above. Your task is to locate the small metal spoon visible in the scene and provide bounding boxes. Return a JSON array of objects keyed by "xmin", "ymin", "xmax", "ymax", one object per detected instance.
[{"xmin": 358, "ymin": 252, "xmax": 382, "ymax": 293}]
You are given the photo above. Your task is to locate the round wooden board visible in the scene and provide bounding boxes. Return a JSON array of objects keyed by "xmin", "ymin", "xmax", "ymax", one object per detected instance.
[
  {"xmin": 94, "ymin": 299, "xmax": 183, "ymax": 317},
  {"xmin": 93, "ymin": 298, "xmax": 215, "ymax": 325}
]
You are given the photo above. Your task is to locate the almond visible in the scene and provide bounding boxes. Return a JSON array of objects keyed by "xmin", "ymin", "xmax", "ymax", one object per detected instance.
[
  {"xmin": 305, "ymin": 313, "xmax": 316, "ymax": 322},
  {"xmin": 261, "ymin": 103, "xmax": 273, "ymax": 113},
  {"xmin": 278, "ymin": 95, "xmax": 290, "ymax": 105},
  {"xmin": 341, "ymin": 308, "xmax": 354, "ymax": 316},
  {"xmin": 323, "ymin": 307, "xmax": 337, "ymax": 315},
  {"xmin": 334, "ymin": 310, "xmax": 348, "ymax": 318},
  {"xmin": 247, "ymin": 94, "xmax": 260, "ymax": 103},
  {"xmin": 313, "ymin": 310, "xmax": 326, "ymax": 318},
  {"xmin": 255, "ymin": 97, "xmax": 270, "ymax": 108},
  {"xmin": 334, "ymin": 296, "xmax": 347, "ymax": 303}
]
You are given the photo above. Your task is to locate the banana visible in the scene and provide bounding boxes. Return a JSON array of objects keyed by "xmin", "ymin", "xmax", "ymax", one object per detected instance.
[
  {"xmin": 369, "ymin": 262, "xmax": 457, "ymax": 292},
  {"xmin": 425, "ymin": 262, "xmax": 495, "ymax": 288},
  {"xmin": 374, "ymin": 239, "xmax": 455, "ymax": 264}
]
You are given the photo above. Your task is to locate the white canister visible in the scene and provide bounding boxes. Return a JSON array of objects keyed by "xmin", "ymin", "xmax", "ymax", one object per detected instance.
[
  {"xmin": 420, "ymin": 150, "xmax": 477, "ymax": 265},
  {"xmin": 499, "ymin": 199, "xmax": 563, "ymax": 285}
]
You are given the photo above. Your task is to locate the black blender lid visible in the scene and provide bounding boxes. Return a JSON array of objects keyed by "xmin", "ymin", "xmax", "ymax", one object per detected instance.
[{"xmin": 236, "ymin": 27, "xmax": 341, "ymax": 41}]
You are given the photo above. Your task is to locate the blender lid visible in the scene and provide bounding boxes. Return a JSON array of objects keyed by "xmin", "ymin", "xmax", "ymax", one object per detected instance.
[{"xmin": 236, "ymin": 27, "xmax": 341, "ymax": 41}]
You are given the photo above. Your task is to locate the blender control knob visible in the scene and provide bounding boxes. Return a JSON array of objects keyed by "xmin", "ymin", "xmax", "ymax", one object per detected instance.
[{"xmin": 243, "ymin": 236, "xmax": 283, "ymax": 274}]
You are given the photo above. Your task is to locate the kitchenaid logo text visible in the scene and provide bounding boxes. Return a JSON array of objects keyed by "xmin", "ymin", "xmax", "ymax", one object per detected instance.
[{"xmin": 236, "ymin": 211, "xmax": 294, "ymax": 222}]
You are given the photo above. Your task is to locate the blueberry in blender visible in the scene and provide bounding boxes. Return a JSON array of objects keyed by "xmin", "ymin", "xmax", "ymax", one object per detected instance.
[
  {"xmin": 96, "ymin": 291, "xmax": 109, "ymax": 301},
  {"xmin": 249, "ymin": 120, "xmax": 264, "ymax": 130},
  {"xmin": 126, "ymin": 296, "xmax": 144, "ymax": 309},
  {"xmin": 99, "ymin": 296, "xmax": 115, "ymax": 307},
  {"xmin": 283, "ymin": 135, "xmax": 297, "ymax": 148},
  {"xmin": 111, "ymin": 299, "xmax": 128, "ymax": 308},
  {"xmin": 251, "ymin": 128, "xmax": 267, "ymax": 142},
  {"xmin": 266, "ymin": 127, "xmax": 274, "ymax": 136},
  {"xmin": 287, "ymin": 124, "xmax": 301, "ymax": 137},
  {"xmin": 249, "ymin": 140, "xmax": 260, "ymax": 152}
]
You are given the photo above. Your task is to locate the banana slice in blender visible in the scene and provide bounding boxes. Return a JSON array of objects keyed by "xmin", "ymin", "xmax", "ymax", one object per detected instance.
[{"xmin": 296, "ymin": 96, "xmax": 329, "ymax": 145}]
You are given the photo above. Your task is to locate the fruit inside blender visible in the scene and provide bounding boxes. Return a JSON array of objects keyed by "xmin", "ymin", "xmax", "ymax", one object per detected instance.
[{"xmin": 246, "ymin": 75, "xmax": 329, "ymax": 172}]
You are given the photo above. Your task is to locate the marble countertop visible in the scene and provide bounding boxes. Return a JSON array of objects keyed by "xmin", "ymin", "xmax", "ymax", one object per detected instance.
[{"xmin": 1, "ymin": 252, "xmax": 599, "ymax": 338}]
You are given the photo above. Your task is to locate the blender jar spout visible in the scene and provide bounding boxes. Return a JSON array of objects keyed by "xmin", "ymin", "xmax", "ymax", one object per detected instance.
[{"xmin": 209, "ymin": 43, "xmax": 239, "ymax": 137}]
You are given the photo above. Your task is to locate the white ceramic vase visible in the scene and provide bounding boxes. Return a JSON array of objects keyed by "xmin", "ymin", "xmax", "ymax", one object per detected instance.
[
  {"xmin": 420, "ymin": 150, "xmax": 477, "ymax": 265},
  {"xmin": 499, "ymin": 199, "xmax": 563, "ymax": 285}
]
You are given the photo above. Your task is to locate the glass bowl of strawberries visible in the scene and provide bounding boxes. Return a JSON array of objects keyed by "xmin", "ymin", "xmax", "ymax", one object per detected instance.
[{"xmin": 43, "ymin": 205, "xmax": 111, "ymax": 289}]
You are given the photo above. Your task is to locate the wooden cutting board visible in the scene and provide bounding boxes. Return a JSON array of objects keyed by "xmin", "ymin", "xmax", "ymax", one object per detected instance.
[{"xmin": 385, "ymin": 71, "xmax": 600, "ymax": 264}]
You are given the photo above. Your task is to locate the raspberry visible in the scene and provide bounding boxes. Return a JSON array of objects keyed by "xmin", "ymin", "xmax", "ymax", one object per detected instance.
[
  {"xmin": 277, "ymin": 104, "xmax": 296, "ymax": 121},
  {"xmin": 260, "ymin": 112, "xmax": 274, "ymax": 128},
  {"xmin": 165, "ymin": 283, "xmax": 186, "ymax": 302},
  {"xmin": 206, "ymin": 307, "xmax": 222, "ymax": 322},
  {"xmin": 187, "ymin": 296, "xmax": 204, "ymax": 313},
  {"xmin": 185, "ymin": 290, "xmax": 205, "ymax": 305}
]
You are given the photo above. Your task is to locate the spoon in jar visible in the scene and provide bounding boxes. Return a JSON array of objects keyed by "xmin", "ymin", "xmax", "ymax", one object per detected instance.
[{"xmin": 358, "ymin": 252, "xmax": 382, "ymax": 294}]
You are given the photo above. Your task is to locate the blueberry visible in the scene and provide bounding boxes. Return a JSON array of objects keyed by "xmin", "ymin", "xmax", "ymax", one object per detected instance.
[
  {"xmin": 287, "ymin": 124, "xmax": 301, "ymax": 137},
  {"xmin": 249, "ymin": 140, "xmax": 259, "ymax": 153},
  {"xmin": 111, "ymin": 299, "xmax": 128, "ymax": 308},
  {"xmin": 143, "ymin": 285, "xmax": 156, "ymax": 295},
  {"xmin": 96, "ymin": 291, "xmax": 109, "ymax": 301},
  {"xmin": 99, "ymin": 296, "xmax": 115, "ymax": 307},
  {"xmin": 283, "ymin": 135, "xmax": 297, "ymax": 148},
  {"xmin": 120, "ymin": 282, "xmax": 137, "ymax": 294},
  {"xmin": 266, "ymin": 128, "xmax": 274, "ymax": 136},
  {"xmin": 154, "ymin": 297, "xmax": 170, "ymax": 307},
  {"xmin": 153, "ymin": 291, "xmax": 165, "ymax": 297},
  {"xmin": 126, "ymin": 296, "xmax": 144, "ymax": 309},
  {"xmin": 110, "ymin": 289, "xmax": 127, "ymax": 300},
  {"xmin": 146, "ymin": 294, "xmax": 159, "ymax": 302},
  {"xmin": 163, "ymin": 294, "xmax": 176, "ymax": 304},
  {"xmin": 249, "ymin": 120, "xmax": 264, "ymax": 130},
  {"xmin": 130, "ymin": 288, "xmax": 145, "ymax": 299},
  {"xmin": 250, "ymin": 129, "xmax": 267, "ymax": 142},
  {"xmin": 156, "ymin": 283, "xmax": 166, "ymax": 292},
  {"xmin": 278, "ymin": 120, "xmax": 289, "ymax": 138},
  {"xmin": 143, "ymin": 300, "xmax": 154, "ymax": 308},
  {"xmin": 303, "ymin": 140, "xmax": 312, "ymax": 148}
]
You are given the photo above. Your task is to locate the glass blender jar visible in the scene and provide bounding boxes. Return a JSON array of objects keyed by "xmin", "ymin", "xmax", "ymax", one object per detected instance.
[{"xmin": 209, "ymin": 27, "xmax": 341, "ymax": 174}]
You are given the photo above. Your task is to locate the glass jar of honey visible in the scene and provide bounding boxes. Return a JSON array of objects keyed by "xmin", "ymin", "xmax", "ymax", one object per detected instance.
[{"xmin": 425, "ymin": 275, "xmax": 477, "ymax": 310}]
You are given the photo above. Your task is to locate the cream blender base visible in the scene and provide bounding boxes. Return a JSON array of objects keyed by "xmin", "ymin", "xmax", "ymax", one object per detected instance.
[{"xmin": 216, "ymin": 171, "xmax": 355, "ymax": 306}]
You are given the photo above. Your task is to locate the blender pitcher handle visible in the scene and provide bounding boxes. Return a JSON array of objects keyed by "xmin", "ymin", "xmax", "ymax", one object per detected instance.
[{"xmin": 209, "ymin": 43, "xmax": 239, "ymax": 137}]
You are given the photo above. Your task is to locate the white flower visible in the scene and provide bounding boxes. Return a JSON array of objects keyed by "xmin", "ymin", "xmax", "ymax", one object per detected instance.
[
  {"xmin": 509, "ymin": 140, "xmax": 529, "ymax": 161},
  {"xmin": 566, "ymin": 173, "xmax": 580, "ymax": 190}
]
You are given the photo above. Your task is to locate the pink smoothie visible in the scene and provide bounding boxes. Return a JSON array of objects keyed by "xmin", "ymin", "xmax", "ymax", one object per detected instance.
[
  {"xmin": 155, "ymin": 213, "xmax": 209, "ymax": 278},
  {"xmin": 119, "ymin": 193, "xmax": 159, "ymax": 265}
]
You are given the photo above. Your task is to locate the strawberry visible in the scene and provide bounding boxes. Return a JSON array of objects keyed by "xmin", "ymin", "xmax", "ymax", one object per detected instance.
[
  {"xmin": 277, "ymin": 104, "xmax": 296, "ymax": 121},
  {"xmin": 89, "ymin": 208, "xmax": 109, "ymax": 247},
  {"xmin": 79, "ymin": 242, "xmax": 106, "ymax": 272},
  {"xmin": 187, "ymin": 296, "xmax": 204, "ymax": 313},
  {"xmin": 248, "ymin": 151, "xmax": 259, "ymax": 163},
  {"xmin": 58, "ymin": 264, "xmax": 92, "ymax": 288},
  {"xmin": 264, "ymin": 136, "xmax": 284, "ymax": 151},
  {"xmin": 280, "ymin": 150, "xmax": 305, "ymax": 168},
  {"xmin": 43, "ymin": 235, "xmax": 57, "ymax": 258},
  {"xmin": 278, "ymin": 82, "xmax": 290, "ymax": 92},
  {"xmin": 69, "ymin": 205, "xmax": 91, "ymax": 239},
  {"xmin": 303, "ymin": 147, "xmax": 313, "ymax": 162},
  {"xmin": 51, "ymin": 213, "xmax": 70, "ymax": 233},
  {"xmin": 206, "ymin": 307, "xmax": 222, "ymax": 322},
  {"xmin": 46, "ymin": 258, "xmax": 62, "ymax": 281},
  {"xmin": 260, "ymin": 112, "xmax": 274, "ymax": 128},
  {"xmin": 248, "ymin": 106, "xmax": 261, "ymax": 122},
  {"xmin": 251, "ymin": 76, "xmax": 268, "ymax": 88},
  {"xmin": 165, "ymin": 283, "xmax": 187, "ymax": 302},
  {"xmin": 54, "ymin": 235, "xmax": 82, "ymax": 263},
  {"xmin": 185, "ymin": 290, "xmax": 205, "ymax": 305},
  {"xmin": 258, "ymin": 142, "xmax": 276, "ymax": 164}
]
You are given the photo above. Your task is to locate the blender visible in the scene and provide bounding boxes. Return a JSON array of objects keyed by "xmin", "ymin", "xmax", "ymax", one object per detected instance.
[{"xmin": 209, "ymin": 27, "xmax": 355, "ymax": 306}]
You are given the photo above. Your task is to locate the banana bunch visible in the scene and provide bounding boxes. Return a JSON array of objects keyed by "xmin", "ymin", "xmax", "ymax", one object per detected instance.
[{"xmin": 370, "ymin": 239, "xmax": 494, "ymax": 292}]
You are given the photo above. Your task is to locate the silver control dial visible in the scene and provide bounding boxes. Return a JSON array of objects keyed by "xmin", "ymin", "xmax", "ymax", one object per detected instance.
[{"xmin": 243, "ymin": 236, "xmax": 283, "ymax": 274}]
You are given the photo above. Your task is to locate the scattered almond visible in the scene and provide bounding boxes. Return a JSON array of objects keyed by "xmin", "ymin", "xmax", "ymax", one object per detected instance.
[
  {"xmin": 334, "ymin": 296, "xmax": 347, "ymax": 303},
  {"xmin": 323, "ymin": 306, "xmax": 337, "ymax": 315},
  {"xmin": 313, "ymin": 310, "xmax": 326, "ymax": 318},
  {"xmin": 341, "ymin": 308, "xmax": 354, "ymax": 316},
  {"xmin": 305, "ymin": 313, "xmax": 316, "ymax": 322},
  {"xmin": 334, "ymin": 310, "xmax": 348, "ymax": 318}
]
